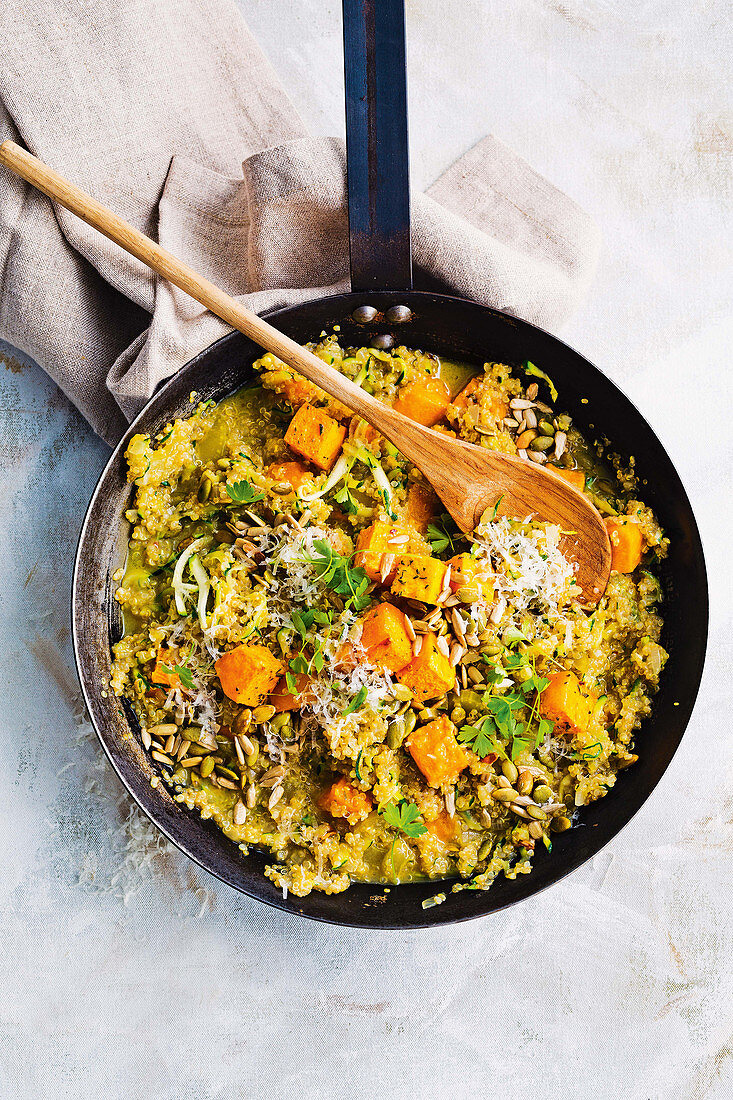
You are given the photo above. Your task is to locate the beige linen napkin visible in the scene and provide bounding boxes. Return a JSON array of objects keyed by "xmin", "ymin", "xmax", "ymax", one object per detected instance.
[{"xmin": 0, "ymin": 0, "xmax": 600, "ymax": 445}]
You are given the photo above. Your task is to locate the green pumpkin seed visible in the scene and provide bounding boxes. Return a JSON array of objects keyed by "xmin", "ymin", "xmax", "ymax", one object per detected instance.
[
  {"xmin": 480, "ymin": 641, "xmax": 502, "ymax": 656},
  {"xmin": 456, "ymin": 586, "xmax": 480, "ymax": 604},
  {"xmin": 538, "ymin": 419, "xmax": 555, "ymax": 436},
  {"xmin": 197, "ymin": 475, "xmax": 212, "ymax": 502},
  {"xmin": 216, "ymin": 764, "xmax": 240, "ymax": 783},
  {"xmin": 402, "ymin": 709, "xmax": 417, "ymax": 736},
  {"xmin": 529, "ymin": 435, "xmax": 555, "ymax": 452},
  {"xmin": 387, "ymin": 719, "xmax": 405, "ymax": 749},
  {"xmin": 459, "ymin": 689, "xmax": 483, "ymax": 710},
  {"xmin": 501, "ymin": 759, "xmax": 519, "ymax": 784},
  {"xmin": 551, "ymin": 814, "xmax": 572, "ymax": 832},
  {"xmin": 478, "ymin": 838, "xmax": 494, "ymax": 861},
  {"xmin": 492, "ymin": 787, "xmax": 518, "ymax": 802},
  {"xmin": 393, "ymin": 683, "xmax": 413, "ymax": 702},
  {"xmin": 245, "ymin": 742, "xmax": 259, "ymax": 767},
  {"xmin": 526, "ymin": 805, "xmax": 546, "ymax": 821},
  {"xmin": 450, "ymin": 705, "xmax": 466, "ymax": 725},
  {"xmin": 528, "ymin": 821, "xmax": 544, "ymax": 840},
  {"xmin": 253, "ymin": 704, "xmax": 276, "ymax": 723},
  {"xmin": 533, "ymin": 784, "xmax": 553, "ymax": 803},
  {"xmin": 517, "ymin": 769, "xmax": 534, "ymax": 795},
  {"xmin": 270, "ymin": 712, "xmax": 291, "ymax": 730},
  {"xmin": 199, "ymin": 756, "xmax": 215, "ymax": 778}
]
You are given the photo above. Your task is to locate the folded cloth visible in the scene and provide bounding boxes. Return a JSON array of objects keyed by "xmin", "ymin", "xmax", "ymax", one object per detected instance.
[{"xmin": 0, "ymin": 0, "xmax": 601, "ymax": 446}]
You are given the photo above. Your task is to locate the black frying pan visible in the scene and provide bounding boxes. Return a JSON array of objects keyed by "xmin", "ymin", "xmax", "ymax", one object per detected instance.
[{"xmin": 72, "ymin": 0, "xmax": 708, "ymax": 927}]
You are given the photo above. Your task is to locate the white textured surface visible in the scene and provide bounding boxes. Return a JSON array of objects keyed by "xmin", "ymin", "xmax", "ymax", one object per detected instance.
[{"xmin": 1, "ymin": 1, "xmax": 731, "ymax": 1095}]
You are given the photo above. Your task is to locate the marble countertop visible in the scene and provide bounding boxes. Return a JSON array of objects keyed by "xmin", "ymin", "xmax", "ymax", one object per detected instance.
[{"xmin": 1, "ymin": 1, "xmax": 730, "ymax": 1096}]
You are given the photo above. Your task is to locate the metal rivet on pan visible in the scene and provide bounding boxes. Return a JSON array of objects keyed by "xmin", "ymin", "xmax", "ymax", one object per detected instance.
[
  {"xmin": 370, "ymin": 334, "xmax": 394, "ymax": 350},
  {"xmin": 352, "ymin": 305, "xmax": 378, "ymax": 323},
  {"xmin": 385, "ymin": 305, "xmax": 412, "ymax": 323}
]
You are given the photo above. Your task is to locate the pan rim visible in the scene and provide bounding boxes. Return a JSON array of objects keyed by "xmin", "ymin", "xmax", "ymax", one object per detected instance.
[{"xmin": 71, "ymin": 289, "xmax": 709, "ymax": 927}]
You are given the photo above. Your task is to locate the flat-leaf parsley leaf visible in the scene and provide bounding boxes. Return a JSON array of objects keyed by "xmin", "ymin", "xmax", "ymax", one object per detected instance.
[{"xmin": 379, "ymin": 800, "xmax": 427, "ymax": 838}]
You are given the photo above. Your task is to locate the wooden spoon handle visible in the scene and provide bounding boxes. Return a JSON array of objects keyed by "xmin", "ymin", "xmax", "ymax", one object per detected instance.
[{"xmin": 0, "ymin": 140, "xmax": 422, "ymax": 451}]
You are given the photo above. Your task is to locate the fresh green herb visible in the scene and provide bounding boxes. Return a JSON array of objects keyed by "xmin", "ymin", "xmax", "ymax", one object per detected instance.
[
  {"xmin": 524, "ymin": 361, "xmax": 558, "ymax": 402},
  {"xmin": 160, "ymin": 660, "xmax": 195, "ymax": 691},
  {"xmin": 458, "ymin": 717, "xmax": 499, "ymax": 759},
  {"xmin": 379, "ymin": 800, "xmax": 427, "ymax": 838},
  {"xmin": 226, "ymin": 479, "xmax": 265, "ymax": 505},
  {"xmin": 426, "ymin": 512, "xmax": 460, "ymax": 556},
  {"xmin": 355, "ymin": 750, "xmax": 364, "ymax": 781},
  {"xmin": 343, "ymin": 685, "xmax": 368, "ymax": 717},
  {"xmin": 306, "ymin": 539, "xmax": 371, "ymax": 611},
  {"xmin": 334, "ymin": 482, "xmax": 359, "ymax": 515}
]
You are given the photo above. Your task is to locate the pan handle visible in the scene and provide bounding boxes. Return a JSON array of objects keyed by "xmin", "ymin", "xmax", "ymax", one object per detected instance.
[{"xmin": 342, "ymin": 0, "xmax": 413, "ymax": 291}]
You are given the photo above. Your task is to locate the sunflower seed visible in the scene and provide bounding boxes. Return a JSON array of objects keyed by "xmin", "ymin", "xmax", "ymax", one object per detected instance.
[
  {"xmin": 449, "ymin": 643, "xmax": 466, "ymax": 666},
  {"xmin": 151, "ymin": 751, "xmax": 174, "ymax": 768},
  {"xmin": 528, "ymin": 821, "xmax": 544, "ymax": 839},
  {"xmin": 412, "ymin": 618, "xmax": 429, "ymax": 633},
  {"xmin": 232, "ymin": 801, "xmax": 247, "ymax": 825},
  {"xmin": 436, "ymin": 635, "xmax": 450, "ymax": 658},
  {"xmin": 141, "ymin": 728, "xmax": 152, "ymax": 751},
  {"xmin": 510, "ymin": 803, "xmax": 531, "ymax": 819},
  {"xmin": 464, "ymin": 632, "xmax": 480, "ymax": 647},
  {"xmin": 460, "ymin": 665, "xmax": 468, "ymax": 688},
  {"xmin": 467, "ymin": 666, "xmax": 484, "ymax": 684},
  {"xmin": 233, "ymin": 737, "xmax": 246, "ymax": 767},
  {"xmin": 413, "ymin": 635, "xmax": 424, "ymax": 657},
  {"xmin": 148, "ymin": 723, "xmax": 177, "ymax": 737},
  {"xmin": 442, "ymin": 594, "xmax": 460, "ymax": 607},
  {"xmin": 497, "ymin": 775, "xmax": 512, "ymax": 789},
  {"xmin": 517, "ymin": 448, "xmax": 528, "ymax": 460},
  {"xmin": 510, "ymin": 398, "xmax": 535, "ymax": 410},
  {"xmin": 217, "ymin": 777, "xmax": 238, "ymax": 790},
  {"xmin": 268, "ymin": 784, "xmax": 284, "ymax": 811},
  {"xmin": 526, "ymin": 383, "xmax": 539, "ymax": 401},
  {"xmin": 180, "ymin": 756, "xmax": 204, "ymax": 767},
  {"xmin": 237, "ymin": 733, "xmax": 255, "ymax": 756},
  {"xmin": 554, "ymin": 431, "xmax": 567, "ymax": 460},
  {"xmin": 527, "ymin": 449, "xmax": 547, "ymax": 464},
  {"xmin": 380, "ymin": 553, "xmax": 396, "ymax": 583},
  {"xmin": 450, "ymin": 608, "xmax": 467, "ymax": 640},
  {"xmin": 490, "ymin": 597, "xmax": 506, "ymax": 624},
  {"xmin": 261, "ymin": 766, "xmax": 286, "ymax": 787},
  {"xmin": 246, "ymin": 783, "xmax": 257, "ymax": 809}
]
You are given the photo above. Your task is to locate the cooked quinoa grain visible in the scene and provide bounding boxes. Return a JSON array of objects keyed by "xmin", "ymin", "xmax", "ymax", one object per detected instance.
[{"xmin": 110, "ymin": 340, "xmax": 668, "ymax": 900}]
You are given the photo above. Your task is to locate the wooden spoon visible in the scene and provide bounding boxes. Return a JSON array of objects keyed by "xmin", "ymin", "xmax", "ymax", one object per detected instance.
[{"xmin": 0, "ymin": 140, "xmax": 611, "ymax": 601}]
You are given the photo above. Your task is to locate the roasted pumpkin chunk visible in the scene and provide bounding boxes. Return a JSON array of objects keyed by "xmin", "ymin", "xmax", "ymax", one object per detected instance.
[
  {"xmin": 360, "ymin": 602, "xmax": 413, "ymax": 673},
  {"xmin": 215, "ymin": 644, "xmax": 283, "ymax": 706},
  {"xmin": 447, "ymin": 552, "xmax": 493, "ymax": 599},
  {"xmin": 605, "ymin": 516, "xmax": 644, "ymax": 573},
  {"xmin": 548, "ymin": 465, "xmax": 586, "ymax": 492},
  {"xmin": 398, "ymin": 633, "xmax": 455, "ymax": 703},
  {"xmin": 269, "ymin": 672, "xmax": 314, "ymax": 713},
  {"xmin": 267, "ymin": 460, "xmax": 312, "ymax": 489},
  {"xmin": 284, "ymin": 403, "xmax": 347, "ymax": 471},
  {"xmin": 319, "ymin": 777, "xmax": 372, "ymax": 823},
  {"xmin": 393, "ymin": 376, "xmax": 450, "ymax": 426},
  {"xmin": 354, "ymin": 521, "xmax": 410, "ymax": 584},
  {"xmin": 391, "ymin": 554, "xmax": 447, "ymax": 605},
  {"xmin": 406, "ymin": 715, "xmax": 469, "ymax": 787},
  {"xmin": 540, "ymin": 670, "xmax": 593, "ymax": 737},
  {"xmin": 403, "ymin": 482, "xmax": 438, "ymax": 534}
]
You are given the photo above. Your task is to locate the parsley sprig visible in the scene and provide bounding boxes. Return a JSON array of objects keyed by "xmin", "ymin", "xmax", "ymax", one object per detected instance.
[
  {"xmin": 160, "ymin": 648, "xmax": 196, "ymax": 691},
  {"xmin": 426, "ymin": 512, "xmax": 460, "ymax": 556},
  {"xmin": 379, "ymin": 800, "xmax": 427, "ymax": 838},
  {"xmin": 306, "ymin": 539, "xmax": 371, "ymax": 611},
  {"xmin": 457, "ymin": 651, "xmax": 554, "ymax": 761},
  {"xmin": 226, "ymin": 479, "xmax": 265, "ymax": 505}
]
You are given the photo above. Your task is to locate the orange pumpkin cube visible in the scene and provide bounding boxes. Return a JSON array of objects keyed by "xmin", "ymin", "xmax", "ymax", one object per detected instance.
[
  {"xmin": 447, "ymin": 552, "xmax": 493, "ymax": 600},
  {"xmin": 266, "ymin": 460, "xmax": 312, "ymax": 489},
  {"xmin": 151, "ymin": 648, "xmax": 183, "ymax": 690},
  {"xmin": 393, "ymin": 376, "xmax": 451, "ymax": 426},
  {"xmin": 360, "ymin": 603, "xmax": 413, "ymax": 674},
  {"xmin": 354, "ymin": 521, "xmax": 410, "ymax": 584},
  {"xmin": 406, "ymin": 715, "xmax": 469, "ymax": 787},
  {"xmin": 284, "ymin": 404, "xmax": 347, "ymax": 471},
  {"xmin": 605, "ymin": 517, "xmax": 644, "ymax": 573},
  {"xmin": 424, "ymin": 810, "xmax": 461, "ymax": 846},
  {"xmin": 403, "ymin": 482, "xmax": 437, "ymax": 534},
  {"xmin": 269, "ymin": 672, "xmax": 314, "ymax": 713},
  {"xmin": 319, "ymin": 776, "xmax": 372, "ymax": 823},
  {"xmin": 449, "ymin": 375, "xmax": 508, "ymax": 422},
  {"xmin": 398, "ymin": 633, "xmax": 455, "ymax": 703},
  {"xmin": 548, "ymin": 465, "xmax": 586, "ymax": 492},
  {"xmin": 215, "ymin": 644, "xmax": 283, "ymax": 706},
  {"xmin": 540, "ymin": 670, "xmax": 593, "ymax": 737},
  {"xmin": 391, "ymin": 554, "xmax": 447, "ymax": 605}
]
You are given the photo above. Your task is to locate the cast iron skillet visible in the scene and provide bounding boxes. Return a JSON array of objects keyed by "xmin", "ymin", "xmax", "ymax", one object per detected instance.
[{"xmin": 72, "ymin": 0, "xmax": 707, "ymax": 927}]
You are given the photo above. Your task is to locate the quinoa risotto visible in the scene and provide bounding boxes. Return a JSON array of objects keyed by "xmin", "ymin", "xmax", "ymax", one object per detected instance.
[{"xmin": 110, "ymin": 337, "xmax": 668, "ymax": 902}]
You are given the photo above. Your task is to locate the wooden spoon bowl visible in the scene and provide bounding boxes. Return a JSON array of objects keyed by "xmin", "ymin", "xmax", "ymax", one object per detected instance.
[{"xmin": 0, "ymin": 139, "xmax": 611, "ymax": 600}]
